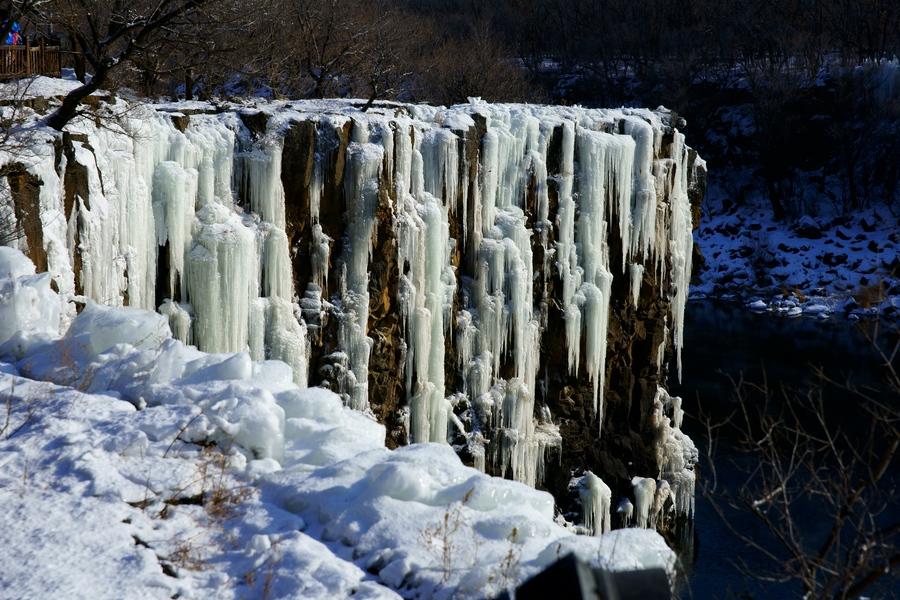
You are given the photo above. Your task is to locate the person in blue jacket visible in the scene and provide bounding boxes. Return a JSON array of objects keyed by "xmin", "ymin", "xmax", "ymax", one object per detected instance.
[{"xmin": 4, "ymin": 21, "xmax": 22, "ymax": 45}]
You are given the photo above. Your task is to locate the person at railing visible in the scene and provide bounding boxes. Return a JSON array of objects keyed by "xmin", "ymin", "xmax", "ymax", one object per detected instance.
[{"xmin": 4, "ymin": 21, "xmax": 22, "ymax": 45}]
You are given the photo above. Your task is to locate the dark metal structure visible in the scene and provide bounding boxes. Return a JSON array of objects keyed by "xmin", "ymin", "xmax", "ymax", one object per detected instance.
[{"xmin": 495, "ymin": 553, "xmax": 672, "ymax": 600}]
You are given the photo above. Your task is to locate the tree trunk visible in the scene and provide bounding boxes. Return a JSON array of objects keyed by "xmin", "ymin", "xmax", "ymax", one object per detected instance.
[
  {"xmin": 45, "ymin": 76, "xmax": 104, "ymax": 131},
  {"xmin": 184, "ymin": 68, "xmax": 194, "ymax": 100},
  {"xmin": 74, "ymin": 53, "xmax": 87, "ymax": 83}
]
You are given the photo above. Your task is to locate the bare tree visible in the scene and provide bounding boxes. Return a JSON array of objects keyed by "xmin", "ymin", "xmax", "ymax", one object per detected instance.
[
  {"xmin": 255, "ymin": 0, "xmax": 409, "ymax": 104},
  {"xmin": 700, "ymin": 325, "xmax": 899, "ymax": 598},
  {"xmin": 18, "ymin": 0, "xmax": 228, "ymax": 130}
]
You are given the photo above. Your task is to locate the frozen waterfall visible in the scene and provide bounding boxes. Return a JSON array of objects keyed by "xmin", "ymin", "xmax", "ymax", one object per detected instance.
[{"xmin": 0, "ymin": 98, "xmax": 703, "ymax": 509}]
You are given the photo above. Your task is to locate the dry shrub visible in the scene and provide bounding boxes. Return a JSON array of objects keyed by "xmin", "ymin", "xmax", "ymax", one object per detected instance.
[
  {"xmin": 854, "ymin": 281, "xmax": 886, "ymax": 308},
  {"xmin": 196, "ymin": 446, "xmax": 254, "ymax": 521}
]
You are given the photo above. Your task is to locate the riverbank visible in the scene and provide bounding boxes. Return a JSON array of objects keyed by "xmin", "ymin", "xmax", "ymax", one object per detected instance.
[{"xmin": 692, "ymin": 198, "xmax": 899, "ymax": 321}]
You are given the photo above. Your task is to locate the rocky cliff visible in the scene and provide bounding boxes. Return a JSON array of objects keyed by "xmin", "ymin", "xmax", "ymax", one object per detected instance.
[{"xmin": 0, "ymin": 95, "xmax": 705, "ymax": 529}]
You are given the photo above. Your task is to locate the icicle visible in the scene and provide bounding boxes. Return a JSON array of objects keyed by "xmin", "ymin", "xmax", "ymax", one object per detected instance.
[
  {"xmin": 575, "ymin": 129, "xmax": 622, "ymax": 429},
  {"xmin": 338, "ymin": 141, "xmax": 383, "ymax": 411},
  {"xmin": 261, "ymin": 226, "xmax": 292, "ymax": 301},
  {"xmin": 577, "ymin": 471, "xmax": 612, "ymax": 536},
  {"xmin": 241, "ymin": 141, "xmax": 287, "ymax": 229},
  {"xmin": 630, "ymin": 263, "xmax": 644, "ymax": 307},
  {"xmin": 623, "ymin": 116, "xmax": 658, "ymax": 262},
  {"xmin": 631, "ymin": 476, "xmax": 657, "ymax": 529},
  {"xmin": 555, "ymin": 121, "xmax": 580, "ymax": 365},
  {"xmin": 656, "ymin": 318, "xmax": 669, "ymax": 369},
  {"xmin": 667, "ymin": 131, "xmax": 694, "ymax": 382},
  {"xmin": 651, "ymin": 479, "xmax": 672, "ymax": 528}
]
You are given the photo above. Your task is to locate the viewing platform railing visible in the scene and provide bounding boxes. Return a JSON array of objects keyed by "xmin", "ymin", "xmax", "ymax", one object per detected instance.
[{"xmin": 0, "ymin": 43, "xmax": 62, "ymax": 80}]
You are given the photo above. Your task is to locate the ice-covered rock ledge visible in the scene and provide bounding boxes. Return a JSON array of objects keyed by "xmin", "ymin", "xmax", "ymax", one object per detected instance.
[
  {"xmin": 1, "ymin": 81, "xmax": 703, "ymax": 533},
  {"xmin": 0, "ymin": 248, "xmax": 675, "ymax": 599}
]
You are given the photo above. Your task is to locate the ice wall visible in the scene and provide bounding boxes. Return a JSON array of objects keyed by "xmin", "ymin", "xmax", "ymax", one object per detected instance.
[{"xmin": 0, "ymin": 97, "xmax": 703, "ymax": 520}]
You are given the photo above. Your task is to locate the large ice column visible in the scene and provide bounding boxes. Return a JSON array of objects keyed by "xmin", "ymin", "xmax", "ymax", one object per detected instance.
[
  {"xmin": 573, "ymin": 128, "xmax": 636, "ymax": 429},
  {"xmin": 338, "ymin": 141, "xmax": 384, "ymax": 411},
  {"xmin": 623, "ymin": 116, "xmax": 659, "ymax": 262},
  {"xmin": 394, "ymin": 123, "xmax": 457, "ymax": 443},
  {"xmin": 667, "ymin": 132, "xmax": 695, "ymax": 381},
  {"xmin": 260, "ymin": 226, "xmax": 293, "ymax": 301},
  {"xmin": 184, "ymin": 203, "xmax": 259, "ymax": 354},
  {"xmin": 481, "ymin": 209, "xmax": 545, "ymax": 484},
  {"xmin": 554, "ymin": 121, "xmax": 582, "ymax": 369},
  {"xmin": 152, "ymin": 161, "xmax": 198, "ymax": 300},
  {"xmin": 406, "ymin": 194, "xmax": 453, "ymax": 443}
]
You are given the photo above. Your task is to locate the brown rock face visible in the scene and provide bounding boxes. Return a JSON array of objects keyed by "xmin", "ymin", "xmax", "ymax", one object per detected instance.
[
  {"xmin": 2, "ymin": 163, "xmax": 46, "ymax": 273},
  {"xmin": 270, "ymin": 109, "xmax": 704, "ymax": 507}
]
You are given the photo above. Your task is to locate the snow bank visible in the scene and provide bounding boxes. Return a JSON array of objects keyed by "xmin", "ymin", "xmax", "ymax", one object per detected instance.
[
  {"xmin": 0, "ymin": 254, "xmax": 677, "ymax": 598},
  {"xmin": 0, "ymin": 374, "xmax": 399, "ymax": 600},
  {"xmin": 0, "ymin": 248, "xmax": 60, "ymax": 354}
]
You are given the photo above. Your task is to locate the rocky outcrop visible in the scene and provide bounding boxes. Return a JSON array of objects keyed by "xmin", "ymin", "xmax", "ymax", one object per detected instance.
[
  {"xmin": 1, "ymin": 98, "xmax": 705, "ymax": 529},
  {"xmin": 1, "ymin": 163, "xmax": 46, "ymax": 273}
]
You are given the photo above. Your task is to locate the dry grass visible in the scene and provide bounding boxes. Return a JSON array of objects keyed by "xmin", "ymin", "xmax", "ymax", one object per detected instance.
[
  {"xmin": 854, "ymin": 281, "xmax": 886, "ymax": 308},
  {"xmin": 198, "ymin": 447, "xmax": 254, "ymax": 521},
  {"xmin": 421, "ymin": 487, "xmax": 474, "ymax": 584},
  {"xmin": 163, "ymin": 536, "xmax": 209, "ymax": 574}
]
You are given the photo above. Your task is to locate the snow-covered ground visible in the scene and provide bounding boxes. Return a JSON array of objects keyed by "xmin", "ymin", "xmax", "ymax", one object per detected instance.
[
  {"xmin": 688, "ymin": 78, "xmax": 899, "ymax": 321},
  {"xmin": 0, "ymin": 248, "xmax": 675, "ymax": 600},
  {"xmin": 693, "ymin": 196, "xmax": 899, "ymax": 320}
]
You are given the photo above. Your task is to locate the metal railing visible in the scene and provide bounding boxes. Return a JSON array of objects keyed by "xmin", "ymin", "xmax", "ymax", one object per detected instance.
[{"xmin": 0, "ymin": 43, "xmax": 62, "ymax": 80}]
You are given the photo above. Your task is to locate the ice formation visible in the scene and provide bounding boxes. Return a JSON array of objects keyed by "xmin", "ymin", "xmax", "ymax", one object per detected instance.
[
  {"xmin": 616, "ymin": 497, "xmax": 635, "ymax": 527},
  {"xmin": 575, "ymin": 471, "xmax": 612, "ymax": 536},
  {"xmin": 0, "ymin": 247, "xmax": 60, "ymax": 352},
  {"xmin": 631, "ymin": 476, "xmax": 657, "ymax": 529},
  {"xmin": 0, "ymin": 96, "xmax": 703, "ymax": 495},
  {"xmin": 651, "ymin": 387, "xmax": 698, "ymax": 519}
]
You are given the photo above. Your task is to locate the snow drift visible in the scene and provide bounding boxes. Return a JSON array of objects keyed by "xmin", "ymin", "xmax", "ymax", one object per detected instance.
[{"xmin": 0, "ymin": 248, "xmax": 676, "ymax": 599}]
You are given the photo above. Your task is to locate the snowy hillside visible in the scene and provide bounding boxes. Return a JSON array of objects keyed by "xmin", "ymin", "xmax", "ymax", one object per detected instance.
[{"xmin": 0, "ymin": 248, "xmax": 674, "ymax": 599}]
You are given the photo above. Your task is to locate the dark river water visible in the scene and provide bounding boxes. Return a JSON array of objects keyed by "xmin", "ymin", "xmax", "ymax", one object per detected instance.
[{"xmin": 669, "ymin": 299, "xmax": 898, "ymax": 599}]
